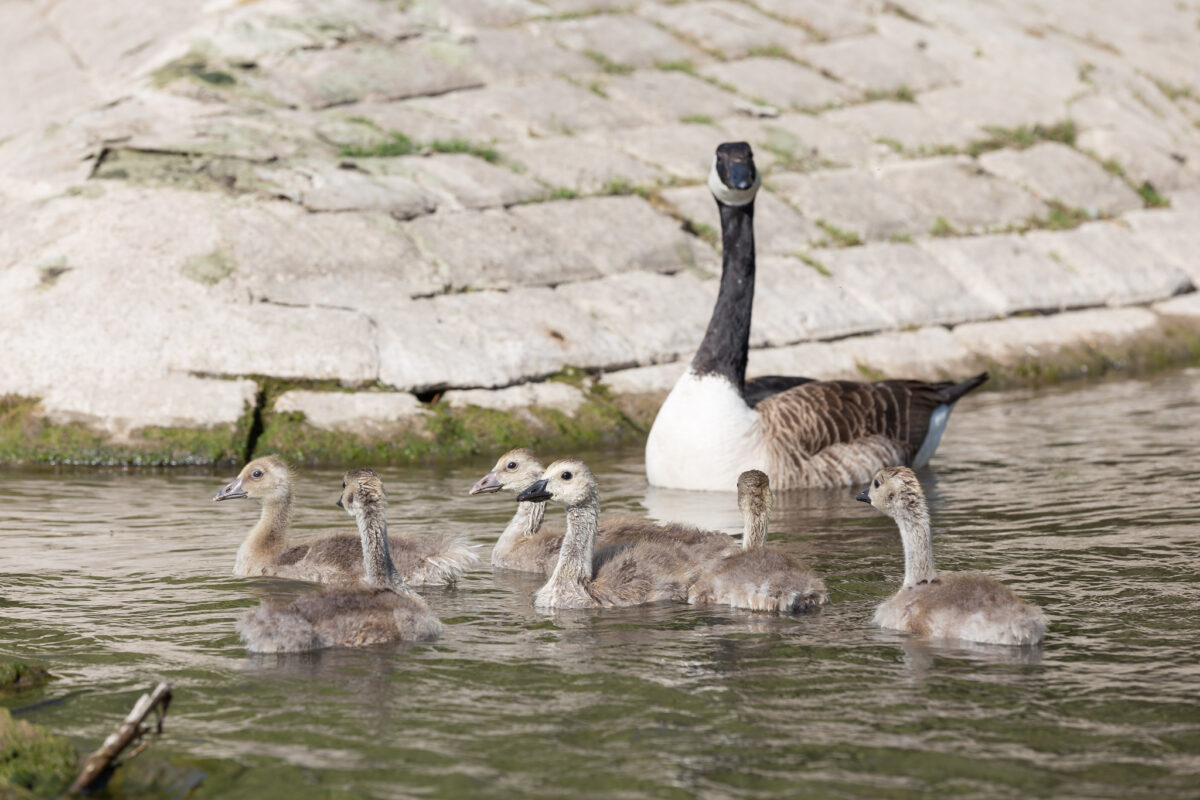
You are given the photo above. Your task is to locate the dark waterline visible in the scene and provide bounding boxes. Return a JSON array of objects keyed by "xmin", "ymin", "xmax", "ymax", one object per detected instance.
[{"xmin": 3, "ymin": 369, "xmax": 1200, "ymax": 798}]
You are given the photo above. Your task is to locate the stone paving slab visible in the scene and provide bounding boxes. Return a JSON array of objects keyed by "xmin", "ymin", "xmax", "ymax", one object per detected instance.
[
  {"xmin": 660, "ymin": 184, "xmax": 821, "ymax": 256},
  {"xmin": 823, "ymin": 101, "xmax": 984, "ymax": 153},
  {"xmin": 1024, "ymin": 222, "xmax": 1194, "ymax": 307},
  {"xmin": 723, "ymin": 113, "xmax": 875, "ymax": 169},
  {"xmin": 815, "ymin": 243, "xmax": 999, "ymax": 329},
  {"xmin": 512, "ymin": 195, "xmax": 715, "ymax": 277},
  {"xmin": 376, "ymin": 289, "xmax": 633, "ymax": 392},
  {"xmin": 598, "ymin": 70, "xmax": 740, "ymax": 124},
  {"xmin": 748, "ymin": 0, "xmax": 873, "ymax": 40},
  {"xmin": 496, "ymin": 137, "xmax": 666, "ymax": 194},
  {"xmin": 920, "ymin": 234, "xmax": 1109, "ymax": 316},
  {"xmin": 952, "ymin": 307, "xmax": 1161, "ymax": 366},
  {"xmin": 747, "ymin": 255, "xmax": 892, "ymax": 344},
  {"xmin": 770, "ymin": 168, "xmax": 931, "ymax": 241},
  {"xmin": 979, "ymin": 142, "xmax": 1142, "ymax": 217},
  {"xmin": 541, "ymin": 14, "xmax": 704, "ymax": 68},
  {"xmin": 556, "ymin": 271, "xmax": 714, "ymax": 365},
  {"xmin": 834, "ymin": 326, "xmax": 981, "ymax": 383},
  {"xmin": 443, "ymin": 382, "xmax": 587, "ymax": 414},
  {"xmin": 1123, "ymin": 209, "xmax": 1200, "ymax": 285},
  {"xmin": 274, "ymin": 390, "xmax": 426, "ymax": 436},
  {"xmin": 469, "ymin": 28, "xmax": 596, "ymax": 82},
  {"xmin": 700, "ymin": 57, "xmax": 853, "ymax": 111},
  {"xmin": 41, "ymin": 375, "xmax": 258, "ymax": 436},
  {"xmin": 639, "ymin": 0, "xmax": 809, "ymax": 59},
  {"xmin": 800, "ymin": 35, "xmax": 955, "ymax": 94},
  {"xmin": 918, "ymin": 81, "xmax": 1067, "ymax": 130},
  {"xmin": 604, "ymin": 122, "xmax": 733, "ymax": 179},
  {"xmin": 878, "ymin": 155, "xmax": 1047, "ymax": 234},
  {"xmin": 265, "ymin": 162, "xmax": 438, "ymax": 217},
  {"xmin": 375, "ymin": 153, "xmax": 548, "ymax": 210}
]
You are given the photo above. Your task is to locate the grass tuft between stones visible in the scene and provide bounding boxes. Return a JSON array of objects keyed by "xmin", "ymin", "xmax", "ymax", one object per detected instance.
[{"xmin": 966, "ymin": 120, "xmax": 1077, "ymax": 157}]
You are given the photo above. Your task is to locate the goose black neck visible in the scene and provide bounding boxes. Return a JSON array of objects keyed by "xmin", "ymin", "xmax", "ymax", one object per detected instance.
[{"xmin": 691, "ymin": 199, "xmax": 755, "ymax": 392}]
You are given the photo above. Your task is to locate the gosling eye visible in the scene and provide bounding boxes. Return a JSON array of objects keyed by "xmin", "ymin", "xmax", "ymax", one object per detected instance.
[
  {"xmin": 873, "ymin": 479, "xmax": 880, "ymax": 488},
  {"xmin": 251, "ymin": 469, "xmax": 264, "ymax": 479},
  {"xmin": 561, "ymin": 471, "xmax": 572, "ymax": 481},
  {"xmin": 342, "ymin": 481, "xmax": 347, "ymax": 489},
  {"xmin": 506, "ymin": 461, "xmax": 517, "ymax": 470}
]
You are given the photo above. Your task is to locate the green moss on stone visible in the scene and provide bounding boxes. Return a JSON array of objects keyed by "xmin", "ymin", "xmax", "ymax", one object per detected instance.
[
  {"xmin": 0, "ymin": 708, "xmax": 77, "ymax": 800},
  {"xmin": 0, "ymin": 664, "xmax": 49, "ymax": 694},
  {"xmin": 0, "ymin": 395, "xmax": 252, "ymax": 466},
  {"xmin": 340, "ymin": 131, "xmax": 415, "ymax": 158},
  {"xmin": 966, "ymin": 120, "xmax": 1077, "ymax": 157},
  {"xmin": 181, "ymin": 248, "xmax": 235, "ymax": 285},
  {"xmin": 151, "ymin": 49, "xmax": 236, "ymax": 89}
]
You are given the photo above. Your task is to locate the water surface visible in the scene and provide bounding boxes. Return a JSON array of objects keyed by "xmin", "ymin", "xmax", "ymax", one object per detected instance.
[{"xmin": 3, "ymin": 370, "xmax": 1199, "ymax": 798}]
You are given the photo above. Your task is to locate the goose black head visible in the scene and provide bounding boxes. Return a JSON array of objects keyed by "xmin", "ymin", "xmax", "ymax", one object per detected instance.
[{"xmin": 709, "ymin": 141, "xmax": 760, "ymax": 207}]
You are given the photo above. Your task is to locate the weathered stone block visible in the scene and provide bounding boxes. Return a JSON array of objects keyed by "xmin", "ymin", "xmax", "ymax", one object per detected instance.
[
  {"xmin": 639, "ymin": 0, "xmax": 807, "ymax": 59},
  {"xmin": 920, "ymin": 234, "xmax": 1108, "ymax": 315},
  {"xmin": 770, "ymin": 169, "xmax": 931, "ymax": 241},
  {"xmin": 604, "ymin": 122, "xmax": 732, "ymax": 179},
  {"xmin": 953, "ymin": 307, "xmax": 1161, "ymax": 365},
  {"xmin": 443, "ymin": 382, "xmax": 587, "ymax": 414},
  {"xmin": 748, "ymin": 0, "xmax": 873, "ymax": 39},
  {"xmin": 817, "ymin": 243, "xmax": 999, "ymax": 328},
  {"xmin": 748, "ymin": 255, "xmax": 893, "ymax": 344},
  {"xmin": 800, "ymin": 35, "xmax": 954, "ymax": 93},
  {"xmin": 600, "ymin": 362, "xmax": 687, "ymax": 395},
  {"xmin": 700, "ymin": 57, "xmax": 852, "ymax": 111},
  {"xmin": 264, "ymin": 162, "xmax": 438, "ymax": 217},
  {"xmin": 1123, "ymin": 209, "xmax": 1200, "ymax": 285},
  {"xmin": 724, "ymin": 113, "xmax": 874, "ymax": 168},
  {"xmin": 376, "ymin": 289, "xmax": 633, "ymax": 391},
  {"xmin": 1075, "ymin": 128, "xmax": 1200, "ymax": 194},
  {"xmin": 274, "ymin": 390, "xmax": 425, "ymax": 436},
  {"xmin": 918, "ymin": 81, "xmax": 1068, "ymax": 130},
  {"xmin": 660, "ymin": 184, "xmax": 822, "ymax": 255},
  {"xmin": 542, "ymin": 14, "xmax": 703, "ymax": 68},
  {"xmin": 469, "ymin": 28, "xmax": 596, "ymax": 82},
  {"xmin": 164, "ymin": 301, "xmax": 379, "ymax": 384},
  {"xmin": 379, "ymin": 153, "xmax": 547, "ymax": 210},
  {"xmin": 979, "ymin": 142, "xmax": 1141, "ymax": 216},
  {"xmin": 878, "ymin": 155, "xmax": 1048, "ymax": 233},
  {"xmin": 410, "ymin": 0, "xmax": 544, "ymax": 29},
  {"xmin": 497, "ymin": 136, "xmax": 666, "ymax": 194},
  {"xmin": 823, "ymin": 101, "xmax": 984, "ymax": 152},
  {"xmin": 557, "ymin": 272, "xmax": 714, "ymax": 365},
  {"xmin": 746, "ymin": 342, "xmax": 860, "ymax": 383},
  {"xmin": 510, "ymin": 195, "xmax": 710, "ymax": 277},
  {"xmin": 834, "ymin": 326, "xmax": 982, "ymax": 382},
  {"xmin": 405, "ymin": 208, "xmax": 594, "ymax": 291},
  {"xmin": 258, "ymin": 40, "xmax": 484, "ymax": 109},
  {"xmin": 1024, "ymin": 222, "xmax": 1193, "ymax": 306},
  {"xmin": 598, "ymin": 70, "xmax": 738, "ymax": 124}
]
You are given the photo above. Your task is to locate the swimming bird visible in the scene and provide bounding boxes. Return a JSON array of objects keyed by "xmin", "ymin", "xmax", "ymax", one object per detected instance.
[
  {"xmin": 688, "ymin": 469, "xmax": 829, "ymax": 613},
  {"xmin": 471, "ymin": 448, "xmax": 737, "ymax": 574},
  {"xmin": 238, "ymin": 469, "xmax": 442, "ymax": 652},
  {"xmin": 645, "ymin": 141, "xmax": 987, "ymax": 490},
  {"xmin": 214, "ymin": 455, "xmax": 477, "ymax": 585},
  {"xmin": 857, "ymin": 466, "xmax": 1046, "ymax": 645},
  {"xmin": 516, "ymin": 459, "xmax": 701, "ymax": 609}
]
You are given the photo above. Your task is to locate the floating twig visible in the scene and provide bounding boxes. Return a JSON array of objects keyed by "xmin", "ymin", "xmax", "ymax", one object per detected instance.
[{"xmin": 65, "ymin": 682, "xmax": 172, "ymax": 796}]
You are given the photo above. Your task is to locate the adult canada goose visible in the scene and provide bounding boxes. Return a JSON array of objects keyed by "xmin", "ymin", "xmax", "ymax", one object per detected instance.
[
  {"xmin": 470, "ymin": 448, "xmax": 737, "ymax": 574},
  {"xmin": 516, "ymin": 459, "xmax": 701, "ymax": 609},
  {"xmin": 645, "ymin": 141, "xmax": 987, "ymax": 491},
  {"xmin": 857, "ymin": 466, "xmax": 1046, "ymax": 645},
  {"xmin": 238, "ymin": 469, "xmax": 442, "ymax": 652},
  {"xmin": 214, "ymin": 455, "xmax": 478, "ymax": 585},
  {"xmin": 688, "ymin": 470, "xmax": 829, "ymax": 613}
]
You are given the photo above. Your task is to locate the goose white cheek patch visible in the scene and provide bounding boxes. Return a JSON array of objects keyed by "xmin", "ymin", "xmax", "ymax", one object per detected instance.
[{"xmin": 707, "ymin": 157, "xmax": 761, "ymax": 207}]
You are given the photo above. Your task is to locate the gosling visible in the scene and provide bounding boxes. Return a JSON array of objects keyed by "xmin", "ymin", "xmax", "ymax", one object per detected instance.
[
  {"xmin": 688, "ymin": 470, "xmax": 829, "ymax": 613},
  {"xmin": 857, "ymin": 466, "xmax": 1046, "ymax": 646},
  {"xmin": 215, "ymin": 455, "xmax": 478, "ymax": 585},
  {"xmin": 471, "ymin": 448, "xmax": 737, "ymax": 574},
  {"xmin": 516, "ymin": 459, "xmax": 700, "ymax": 609},
  {"xmin": 238, "ymin": 469, "xmax": 442, "ymax": 652}
]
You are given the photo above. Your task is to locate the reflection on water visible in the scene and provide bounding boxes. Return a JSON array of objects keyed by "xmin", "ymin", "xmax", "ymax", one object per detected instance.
[{"xmin": 3, "ymin": 369, "xmax": 1200, "ymax": 798}]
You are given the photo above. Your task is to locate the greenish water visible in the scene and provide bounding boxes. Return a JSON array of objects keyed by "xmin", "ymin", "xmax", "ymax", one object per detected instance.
[{"xmin": 3, "ymin": 370, "xmax": 1200, "ymax": 799}]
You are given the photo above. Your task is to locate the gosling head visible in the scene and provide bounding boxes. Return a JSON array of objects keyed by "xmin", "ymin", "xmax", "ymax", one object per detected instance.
[
  {"xmin": 856, "ymin": 466, "xmax": 926, "ymax": 519},
  {"xmin": 737, "ymin": 469, "xmax": 772, "ymax": 519},
  {"xmin": 708, "ymin": 141, "xmax": 760, "ymax": 207},
  {"xmin": 337, "ymin": 468, "xmax": 386, "ymax": 515},
  {"xmin": 469, "ymin": 448, "xmax": 544, "ymax": 496},
  {"xmin": 213, "ymin": 455, "xmax": 292, "ymax": 503},
  {"xmin": 515, "ymin": 458, "xmax": 597, "ymax": 508}
]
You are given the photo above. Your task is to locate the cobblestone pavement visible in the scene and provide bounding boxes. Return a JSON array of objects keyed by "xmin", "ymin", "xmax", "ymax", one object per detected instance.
[{"xmin": 1, "ymin": 0, "xmax": 1199, "ymax": 457}]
